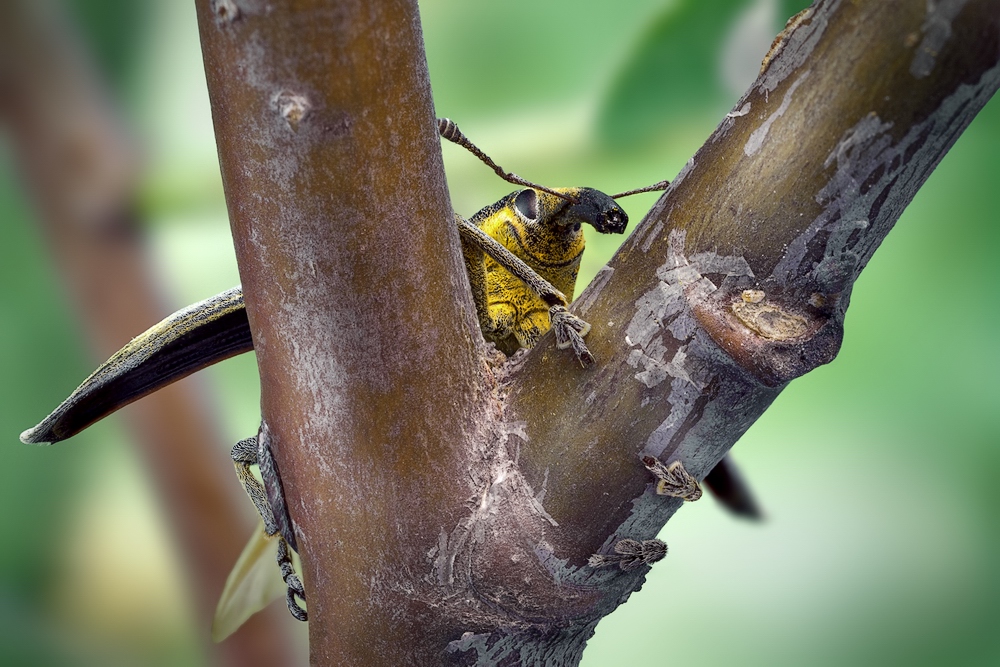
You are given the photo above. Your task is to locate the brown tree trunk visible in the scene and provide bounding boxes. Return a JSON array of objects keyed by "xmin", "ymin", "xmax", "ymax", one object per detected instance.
[{"xmin": 195, "ymin": 0, "xmax": 1000, "ymax": 664}]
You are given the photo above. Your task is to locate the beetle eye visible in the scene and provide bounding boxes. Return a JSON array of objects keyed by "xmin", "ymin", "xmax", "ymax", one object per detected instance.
[{"xmin": 513, "ymin": 189, "xmax": 539, "ymax": 220}]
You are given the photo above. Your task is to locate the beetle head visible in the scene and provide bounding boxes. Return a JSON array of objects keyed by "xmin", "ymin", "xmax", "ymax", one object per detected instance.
[{"xmin": 518, "ymin": 187, "xmax": 628, "ymax": 235}]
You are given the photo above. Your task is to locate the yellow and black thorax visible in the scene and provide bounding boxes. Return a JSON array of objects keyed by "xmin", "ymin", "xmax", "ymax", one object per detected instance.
[{"xmin": 469, "ymin": 187, "xmax": 627, "ymax": 352}]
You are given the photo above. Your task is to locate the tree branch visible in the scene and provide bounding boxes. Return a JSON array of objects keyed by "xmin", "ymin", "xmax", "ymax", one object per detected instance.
[
  {"xmin": 196, "ymin": 0, "xmax": 999, "ymax": 664},
  {"xmin": 494, "ymin": 0, "xmax": 1000, "ymax": 657}
]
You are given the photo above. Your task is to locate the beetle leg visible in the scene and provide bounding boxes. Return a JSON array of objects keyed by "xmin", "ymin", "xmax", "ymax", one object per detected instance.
[
  {"xmin": 231, "ymin": 436, "xmax": 279, "ymax": 536},
  {"xmin": 230, "ymin": 434, "xmax": 308, "ymax": 622},
  {"xmin": 549, "ymin": 305, "xmax": 594, "ymax": 367},
  {"xmin": 276, "ymin": 536, "xmax": 308, "ymax": 621}
]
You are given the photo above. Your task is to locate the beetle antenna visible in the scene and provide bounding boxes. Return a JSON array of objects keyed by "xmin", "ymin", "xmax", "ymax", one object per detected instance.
[
  {"xmin": 611, "ymin": 180, "xmax": 670, "ymax": 199},
  {"xmin": 438, "ymin": 118, "xmax": 578, "ymax": 204}
]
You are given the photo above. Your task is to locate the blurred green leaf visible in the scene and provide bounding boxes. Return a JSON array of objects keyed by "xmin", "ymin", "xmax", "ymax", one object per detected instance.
[
  {"xmin": 420, "ymin": 0, "xmax": 668, "ymax": 121},
  {"xmin": 597, "ymin": 0, "xmax": 811, "ymax": 145}
]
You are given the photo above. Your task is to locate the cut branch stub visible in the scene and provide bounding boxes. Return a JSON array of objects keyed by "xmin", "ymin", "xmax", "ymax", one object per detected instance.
[{"xmin": 690, "ymin": 282, "xmax": 844, "ymax": 387}]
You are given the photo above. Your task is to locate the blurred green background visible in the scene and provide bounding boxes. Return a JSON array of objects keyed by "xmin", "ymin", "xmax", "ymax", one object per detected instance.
[{"xmin": 1, "ymin": 0, "xmax": 997, "ymax": 665}]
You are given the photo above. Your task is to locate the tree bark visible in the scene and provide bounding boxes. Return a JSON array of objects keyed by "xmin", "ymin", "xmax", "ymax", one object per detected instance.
[{"xmin": 195, "ymin": 0, "xmax": 1000, "ymax": 664}]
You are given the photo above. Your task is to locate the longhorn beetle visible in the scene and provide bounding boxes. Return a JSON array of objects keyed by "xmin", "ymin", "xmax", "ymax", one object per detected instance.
[{"xmin": 20, "ymin": 119, "xmax": 752, "ymax": 638}]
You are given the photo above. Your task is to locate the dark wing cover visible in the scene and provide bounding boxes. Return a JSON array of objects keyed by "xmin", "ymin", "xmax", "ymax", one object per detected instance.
[{"xmin": 21, "ymin": 286, "xmax": 252, "ymax": 444}]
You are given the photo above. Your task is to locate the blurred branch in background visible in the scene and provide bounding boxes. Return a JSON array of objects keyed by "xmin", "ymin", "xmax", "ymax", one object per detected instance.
[{"xmin": 0, "ymin": 1, "xmax": 300, "ymax": 664}]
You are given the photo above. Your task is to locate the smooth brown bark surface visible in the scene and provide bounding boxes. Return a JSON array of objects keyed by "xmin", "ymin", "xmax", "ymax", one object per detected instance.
[{"xmin": 197, "ymin": 0, "xmax": 1000, "ymax": 664}]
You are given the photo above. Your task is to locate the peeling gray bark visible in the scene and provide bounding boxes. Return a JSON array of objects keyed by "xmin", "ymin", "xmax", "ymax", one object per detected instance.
[{"xmin": 195, "ymin": 0, "xmax": 1000, "ymax": 664}]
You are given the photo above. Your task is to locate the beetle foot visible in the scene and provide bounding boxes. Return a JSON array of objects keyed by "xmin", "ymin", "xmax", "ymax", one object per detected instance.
[
  {"xmin": 588, "ymin": 538, "xmax": 668, "ymax": 571},
  {"xmin": 550, "ymin": 306, "xmax": 594, "ymax": 367},
  {"xmin": 276, "ymin": 537, "xmax": 307, "ymax": 622},
  {"xmin": 641, "ymin": 456, "xmax": 703, "ymax": 501}
]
